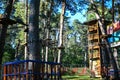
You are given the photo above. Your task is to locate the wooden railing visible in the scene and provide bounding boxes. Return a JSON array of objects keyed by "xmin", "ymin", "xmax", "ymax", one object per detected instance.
[{"xmin": 2, "ymin": 60, "xmax": 61, "ymax": 80}]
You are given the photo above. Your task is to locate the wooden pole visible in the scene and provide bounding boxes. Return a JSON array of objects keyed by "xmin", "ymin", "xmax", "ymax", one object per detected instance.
[
  {"xmin": 3, "ymin": 66, "xmax": 7, "ymax": 80},
  {"xmin": 26, "ymin": 62, "xmax": 28, "ymax": 80},
  {"xmin": 14, "ymin": 64, "xmax": 17, "ymax": 80},
  {"xmin": 18, "ymin": 64, "xmax": 20, "ymax": 80}
]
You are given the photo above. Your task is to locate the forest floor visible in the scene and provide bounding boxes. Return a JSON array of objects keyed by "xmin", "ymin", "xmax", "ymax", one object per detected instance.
[
  {"xmin": 62, "ymin": 67, "xmax": 102, "ymax": 80},
  {"xmin": 62, "ymin": 75, "xmax": 101, "ymax": 80}
]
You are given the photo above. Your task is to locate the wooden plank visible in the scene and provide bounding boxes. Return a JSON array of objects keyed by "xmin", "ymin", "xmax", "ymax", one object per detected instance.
[
  {"xmin": 26, "ymin": 62, "xmax": 28, "ymax": 80},
  {"xmin": 3, "ymin": 65, "xmax": 7, "ymax": 80},
  {"xmin": 18, "ymin": 64, "xmax": 20, "ymax": 80}
]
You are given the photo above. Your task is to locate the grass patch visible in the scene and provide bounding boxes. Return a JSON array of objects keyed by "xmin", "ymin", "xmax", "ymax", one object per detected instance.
[
  {"xmin": 62, "ymin": 67, "xmax": 102, "ymax": 80},
  {"xmin": 62, "ymin": 75, "xmax": 101, "ymax": 80}
]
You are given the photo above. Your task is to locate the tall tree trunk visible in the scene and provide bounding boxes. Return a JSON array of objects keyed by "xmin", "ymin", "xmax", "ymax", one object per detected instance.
[
  {"xmin": 28, "ymin": 0, "xmax": 40, "ymax": 79},
  {"xmin": 0, "ymin": 0, "xmax": 15, "ymax": 78},
  {"xmin": 24, "ymin": 0, "xmax": 29, "ymax": 60},
  {"xmin": 112, "ymin": 0, "xmax": 114, "ymax": 22},
  {"xmin": 90, "ymin": 0, "xmax": 119, "ymax": 79},
  {"xmin": 44, "ymin": 1, "xmax": 49, "ymax": 63},
  {"xmin": 45, "ymin": 27, "xmax": 49, "ymax": 63},
  {"xmin": 44, "ymin": 0, "xmax": 53, "ymax": 75},
  {"xmin": 28, "ymin": 0, "xmax": 40, "ymax": 60},
  {"xmin": 45, "ymin": 0, "xmax": 53, "ymax": 62},
  {"xmin": 54, "ymin": 30, "xmax": 58, "ymax": 63},
  {"xmin": 42, "ymin": 19, "xmax": 46, "ymax": 61},
  {"xmin": 58, "ymin": 0, "xmax": 66, "ymax": 63}
]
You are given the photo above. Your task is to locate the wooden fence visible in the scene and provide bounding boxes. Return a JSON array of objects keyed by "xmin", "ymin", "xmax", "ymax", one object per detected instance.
[{"xmin": 2, "ymin": 60, "xmax": 61, "ymax": 80}]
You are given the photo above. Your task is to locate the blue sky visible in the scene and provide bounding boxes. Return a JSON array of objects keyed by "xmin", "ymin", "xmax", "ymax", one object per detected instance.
[
  {"xmin": 68, "ymin": 6, "xmax": 86, "ymax": 23},
  {"xmin": 68, "ymin": 0, "xmax": 112, "ymax": 24},
  {"xmin": 70, "ymin": 13, "xmax": 86, "ymax": 23},
  {"xmin": 68, "ymin": 9, "xmax": 87, "ymax": 24}
]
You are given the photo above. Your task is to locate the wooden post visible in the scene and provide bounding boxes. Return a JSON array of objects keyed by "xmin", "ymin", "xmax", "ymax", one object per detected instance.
[
  {"xmin": 22, "ymin": 63, "xmax": 24, "ymax": 80},
  {"xmin": 42, "ymin": 63, "xmax": 44, "ymax": 79},
  {"xmin": 18, "ymin": 64, "xmax": 20, "ymax": 80},
  {"xmin": 14, "ymin": 64, "xmax": 16, "ymax": 80},
  {"xmin": 51, "ymin": 64, "xmax": 53, "ymax": 80},
  {"xmin": 9, "ymin": 64, "xmax": 12, "ymax": 80},
  {"xmin": 3, "ymin": 65, "xmax": 7, "ymax": 80},
  {"xmin": 32, "ymin": 62, "xmax": 34, "ymax": 80},
  {"xmin": 26, "ymin": 62, "xmax": 28, "ymax": 80},
  {"xmin": 54, "ymin": 65, "xmax": 57, "ymax": 79},
  {"xmin": 7, "ymin": 65, "xmax": 10, "ymax": 80},
  {"xmin": 59, "ymin": 65, "xmax": 62, "ymax": 80}
]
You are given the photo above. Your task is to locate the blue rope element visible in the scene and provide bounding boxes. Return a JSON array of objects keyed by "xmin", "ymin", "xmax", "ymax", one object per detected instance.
[
  {"xmin": 3, "ymin": 72, "xmax": 60, "ymax": 76},
  {"xmin": 3, "ymin": 60, "xmax": 61, "ymax": 66},
  {"xmin": 3, "ymin": 60, "xmax": 61, "ymax": 77}
]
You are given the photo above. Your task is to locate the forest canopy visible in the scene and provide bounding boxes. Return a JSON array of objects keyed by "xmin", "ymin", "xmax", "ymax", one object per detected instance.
[{"xmin": 0, "ymin": 0, "xmax": 119, "ymax": 67}]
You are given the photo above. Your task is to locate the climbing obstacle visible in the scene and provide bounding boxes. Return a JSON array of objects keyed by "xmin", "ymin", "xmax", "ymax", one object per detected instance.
[
  {"xmin": 84, "ymin": 19, "xmax": 112, "ymax": 78},
  {"xmin": 3, "ymin": 60, "xmax": 61, "ymax": 80}
]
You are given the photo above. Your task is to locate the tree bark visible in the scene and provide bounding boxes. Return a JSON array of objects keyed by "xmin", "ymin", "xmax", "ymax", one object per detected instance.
[
  {"xmin": 28, "ymin": 0, "xmax": 40, "ymax": 60},
  {"xmin": 0, "ymin": 0, "xmax": 15, "ymax": 78},
  {"xmin": 24, "ymin": 0, "xmax": 29, "ymax": 60},
  {"xmin": 58, "ymin": 0, "xmax": 66, "ymax": 63},
  {"xmin": 44, "ymin": 0, "xmax": 54, "ymax": 75},
  {"xmin": 28, "ymin": 0, "xmax": 40, "ymax": 79},
  {"xmin": 112, "ymin": 0, "xmax": 114, "ymax": 22}
]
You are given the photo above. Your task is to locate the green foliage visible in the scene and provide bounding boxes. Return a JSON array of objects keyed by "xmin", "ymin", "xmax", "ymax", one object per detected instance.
[
  {"xmin": 2, "ymin": 1, "xmax": 26, "ymax": 64},
  {"xmin": 1, "ymin": 0, "xmax": 120, "ymax": 68},
  {"xmin": 62, "ymin": 19, "xmax": 88, "ymax": 67},
  {"xmin": 87, "ymin": 13, "xmax": 96, "ymax": 21},
  {"xmin": 86, "ymin": 0, "xmax": 113, "ymax": 21},
  {"xmin": 54, "ymin": 0, "xmax": 88, "ymax": 16},
  {"xmin": 2, "ymin": 44, "xmax": 15, "ymax": 63},
  {"xmin": 14, "ymin": 1, "xmax": 26, "ymax": 22},
  {"xmin": 13, "ymin": 1, "xmax": 26, "ymax": 58},
  {"xmin": 63, "ymin": 44, "xmax": 84, "ymax": 64}
]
